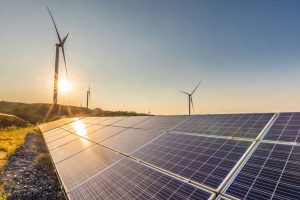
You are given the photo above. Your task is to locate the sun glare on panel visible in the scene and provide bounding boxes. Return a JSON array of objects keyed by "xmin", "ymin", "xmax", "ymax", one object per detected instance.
[
  {"xmin": 58, "ymin": 78, "xmax": 71, "ymax": 93},
  {"xmin": 73, "ymin": 121, "xmax": 87, "ymax": 136}
]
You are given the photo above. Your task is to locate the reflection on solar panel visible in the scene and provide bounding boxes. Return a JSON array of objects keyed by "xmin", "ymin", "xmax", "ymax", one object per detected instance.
[
  {"xmin": 56, "ymin": 145, "xmax": 123, "ymax": 192},
  {"xmin": 82, "ymin": 126, "xmax": 126, "ymax": 143},
  {"xmin": 263, "ymin": 112, "xmax": 300, "ymax": 143},
  {"xmin": 39, "ymin": 114, "xmax": 300, "ymax": 200},
  {"xmin": 68, "ymin": 158, "xmax": 214, "ymax": 200},
  {"xmin": 133, "ymin": 132, "xmax": 252, "ymax": 189},
  {"xmin": 78, "ymin": 117, "xmax": 109, "ymax": 124},
  {"xmin": 101, "ymin": 128, "xmax": 161, "ymax": 154},
  {"xmin": 224, "ymin": 142, "xmax": 300, "ymax": 200},
  {"xmin": 47, "ymin": 132, "xmax": 80, "ymax": 151},
  {"xmin": 39, "ymin": 118, "xmax": 79, "ymax": 132},
  {"xmin": 133, "ymin": 115, "xmax": 189, "ymax": 131},
  {"xmin": 50, "ymin": 138, "xmax": 94, "ymax": 164},
  {"xmin": 172, "ymin": 113, "xmax": 274, "ymax": 139}
]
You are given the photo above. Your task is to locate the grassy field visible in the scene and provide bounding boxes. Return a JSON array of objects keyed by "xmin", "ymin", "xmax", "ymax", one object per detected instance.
[
  {"xmin": 0, "ymin": 126, "xmax": 37, "ymax": 199},
  {"xmin": 0, "ymin": 127, "xmax": 35, "ymax": 170}
]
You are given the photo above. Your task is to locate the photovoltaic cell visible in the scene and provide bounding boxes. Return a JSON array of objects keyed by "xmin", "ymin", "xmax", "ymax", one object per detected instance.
[
  {"xmin": 133, "ymin": 115, "xmax": 189, "ymax": 131},
  {"xmin": 39, "ymin": 118, "xmax": 79, "ymax": 132},
  {"xmin": 224, "ymin": 142, "xmax": 300, "ymax": 200},
  {"xmin": 56, "ymin": 145, "xmax": 122, "ymax": 192},
  {"xmin": 45, "ymin": 130, "xmax": 72, "ymax": 143},
  {"xmin": 263, "ymin": 112, "xmax": 300, "ymax": 143},
  {"xmin": 172, "ymin": 113, "xmax": 274, "ymax": 139},
  {"xmin": 50, "ymin": 138, "xmax": 94, "ymax": 164},
  {"xmin": 81, "ymin": 117, "xmax": 110, "ymax": 124},
  {"xmin": 68, "ymin": 158, "xmax": 214, "ymax": 200},
  {"xmin": 112, "ymin": 116, "xmax": 152, "ymax": 127},
  {"xmin": 133, "ymin": 132, "xmax": 252, "ymax": 189},
  {"xmin": 83, "ymin": 126, "xmax": 126, "ymax": 143},
  {"xmin": 47, "ymin": 132, "xmax": 80, "ymax": 151},
  {"xmin": 98, "ymin": 116, "xmax": 127, "ymax": 125},
  {"xmin": 101, "ymin": 128, "xmax": 162, "ymax": 154},
  {"xmin": 43, "ymin": 128, "xmax": 65, "ymax": 139}
]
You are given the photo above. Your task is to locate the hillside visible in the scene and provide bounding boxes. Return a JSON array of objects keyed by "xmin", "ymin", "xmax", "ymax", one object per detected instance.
[{"xmin": 0, "ymin": 101, "xmax": 146, "ymax": 124}]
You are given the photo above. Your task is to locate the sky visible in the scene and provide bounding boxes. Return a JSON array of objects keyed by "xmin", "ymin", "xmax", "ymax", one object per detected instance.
[{"xmin": 1, "ymin": 0, "xmax": 300, "ymax": 115}]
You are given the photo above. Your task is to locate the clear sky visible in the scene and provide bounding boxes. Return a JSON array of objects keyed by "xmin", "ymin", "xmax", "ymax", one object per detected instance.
[{"xmin": 1, "ymin": 0, "xmax": 300, "ymax": 115}]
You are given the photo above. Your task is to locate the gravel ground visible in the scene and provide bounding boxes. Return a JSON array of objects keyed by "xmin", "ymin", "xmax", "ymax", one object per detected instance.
[{"xmin": 0, "ymin": 132, "xmax": 66, "ymax": 200}]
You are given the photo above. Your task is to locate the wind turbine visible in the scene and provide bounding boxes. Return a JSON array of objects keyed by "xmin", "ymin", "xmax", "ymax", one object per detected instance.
[
  {"xmin": 180, "ymin": 81, "xmax": 201, "ymax": 115},
  {"xmin": 87, "ymin": 85, "xmax": 91, "ymax": 109},
  {"xmin": 47, "ymin": 7, "xmax": 69, "ymax": 105}
]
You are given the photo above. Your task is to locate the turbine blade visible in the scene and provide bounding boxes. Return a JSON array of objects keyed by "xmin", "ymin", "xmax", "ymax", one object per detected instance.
[
  {"xmin": 180, "ymin": 91, "xmax": 190, "ymax": 95},
  {"xmin": 191, "ymin": 97, "xmax": 194, "ymax": 112},
  {"xmin": 61, "ymin": 46, "xmax": 68, "ymax": 78},
  {"xmin": 191, "ymin": 80, "xmax": 201, "ymax": 95},
  {"xmin": 47, "ymin": 7, "xmax": 62, "ymax": 43},
  {"xmin": 62, "ymin": 33, "xmax": 69, "ymax": 44}
]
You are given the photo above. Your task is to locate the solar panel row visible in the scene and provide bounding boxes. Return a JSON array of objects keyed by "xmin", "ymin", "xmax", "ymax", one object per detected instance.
[
  {"xmin": 68, "ymin": 158, "xmax": 214, "ymax": 200},
  {"xmin": 263, "ymin": 112, "xmax": 300, "ymax": 143},
  {"xmin": 224, "ymin": 142, "xmax": 300, "ymax": 200},
  {"xmin": 40, "ymin": 113, "xmax": 300, "ymax": 200},
  {"xmin": 172, "ymin": 113, "xmax": 274, "ymax": 139}
]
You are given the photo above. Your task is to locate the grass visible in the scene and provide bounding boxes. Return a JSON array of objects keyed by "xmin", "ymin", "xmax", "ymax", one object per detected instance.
[
  {"xmin": 0, "ymin": 126, "xmax": 35, "ymax": 170},
  {"xmin": 0, "ymin": 126, "xmax": 37, "ymax": 199}
]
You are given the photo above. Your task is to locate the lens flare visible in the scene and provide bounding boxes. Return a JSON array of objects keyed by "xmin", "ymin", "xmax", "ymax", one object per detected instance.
[{"xmin": 58, "ymin": 79, "xmax": 71, "ymax": 93}]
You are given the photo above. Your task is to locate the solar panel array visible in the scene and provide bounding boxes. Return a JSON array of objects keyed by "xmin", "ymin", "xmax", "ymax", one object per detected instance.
[{"xmin": 39, "ymin": 112, "xmax": 300, "ymax": 200}]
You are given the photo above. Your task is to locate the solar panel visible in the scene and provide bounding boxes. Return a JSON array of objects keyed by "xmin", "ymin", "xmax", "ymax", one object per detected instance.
[
  {"xmin": 101, "ymin": 128, "xmax": 162, "ymax": 154},
  {"xmin": 39, "ymin": 118, "xmax": 80, "ymax": 132},
  {"xmin": 43, "ymin": 128, "xmax": 65, "ymax": 139},
  {"xmin": 112, "ymin": 116, "xmax": 152, "ymax": 127},
  {"xmin": 172, "ymin": 113, "xmax": 274, "ymax": 139},
  {"xmin": 98, "ymin": 116, "xmax": 127, "ymax": 125},
  {"xmin": 47, "ymin": 132, "xmax": 80, "ymax": 151},
  {"xmin": 62, "ymin": 123, "xmax": 105, "ymax": 137},
  {"xmin": 133, "ymin": 115, "xmax": 189, "ymax": 131},
  {"xmin": 132, "ymin": 132, "xmax": 252, "ymax": 189},
  {"xmin": 224, "ymin": 142, "xmax": 300, "ymax": 200},
  {"xmin": 81, "ymin": 117, "xmax": 110, "ymax": 124},
  {"xmin": 82, "ymin": 126, "xmax": 126, "ymax": 143},
  {"xmin": 50, "ymin": 138, "xmax": 95, "ymax": 164},
  {"xmin": 45, "ymin": 129, "xmax": 72, "ymax": 143},
  {"xmin": 68, "ymin": 158, "xmax": 214, "ymax": 200},
  {"xmin": 263, "ymin": 112, "xmax": 300, "ymax": 143},
  {"xmin": 56, "ymin": 145, "xmax": 123, "ymax": 192}
]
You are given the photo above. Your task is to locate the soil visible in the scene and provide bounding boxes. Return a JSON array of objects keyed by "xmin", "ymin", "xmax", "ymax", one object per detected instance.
[{"xmin": 0, "ymin": 132, "xmax": 66, "ymax": 200}]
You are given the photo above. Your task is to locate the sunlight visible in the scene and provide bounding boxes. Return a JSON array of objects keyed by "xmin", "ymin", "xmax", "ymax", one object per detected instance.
[
  {"xmin": 58, "ymin": 79, "xmax": 71, "ymax": 93},
  {"xmin": 72, "ymin": 120, "xmax": 87, "ymax": 136}
]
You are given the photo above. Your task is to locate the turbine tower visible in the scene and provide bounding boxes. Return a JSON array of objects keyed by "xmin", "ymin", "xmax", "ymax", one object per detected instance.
[
  {"xmin": 47, "ymin": 7, "xmax": 69, "ymax": 105},
  {"xmin": 180, "ymin": 81, "xmax": 201, "ymax": 115},
  {"xmin": 87, "ymin": 85, "xmax": 91, "ymax": 109}
]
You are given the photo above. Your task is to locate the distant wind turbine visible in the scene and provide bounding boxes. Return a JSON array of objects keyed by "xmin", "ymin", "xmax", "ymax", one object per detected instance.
[
  {"xmin": 87, "ymin": 85, "xmax": 91, "ymax": 109},
  {"xmin": 180, "ymin": 81, "xmax": 201, "ymax": 115},
  {"xmin": 47, "ymin": 7, "xmax": 69, "ymax": 105}
]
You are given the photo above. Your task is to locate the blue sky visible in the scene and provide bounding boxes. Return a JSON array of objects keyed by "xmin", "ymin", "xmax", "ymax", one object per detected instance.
[{"xmin": 1, "ymin": 0, "xmax": 300, "ymax": 114}]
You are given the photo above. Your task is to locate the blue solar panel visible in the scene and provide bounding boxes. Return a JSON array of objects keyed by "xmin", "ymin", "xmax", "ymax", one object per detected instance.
[
  {"xmin": 132, "ymin": 132, "xmax": 252, "ymax": 189},
  {"xmin": 172, "ymin": 113, "xmax": 274, "ymax": 139},
  {"xmin": 101, "ymin": 128, "xmax": 162, "ymax": 154},
  {"xmin": 224, "ymin": 142, "xmax": 300, "ymax": 200},
  {"xmin": 68, "ymin": 158, "xmax": 214, "ymax": 200},
  {"xmin": 263, "ymin": 112, "xmax": 300, "ymax": 143}
]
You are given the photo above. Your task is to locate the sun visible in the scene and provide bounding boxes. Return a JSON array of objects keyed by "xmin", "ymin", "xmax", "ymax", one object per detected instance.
[{"xmin": 58, "ymin": 79, "xmax": 71, "ymax": 93}]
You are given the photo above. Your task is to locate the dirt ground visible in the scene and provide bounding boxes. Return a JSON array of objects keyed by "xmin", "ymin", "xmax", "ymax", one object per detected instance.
[{"xmin": 0, "ymin": 132, "xmax": 66, "ymax": 200}]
